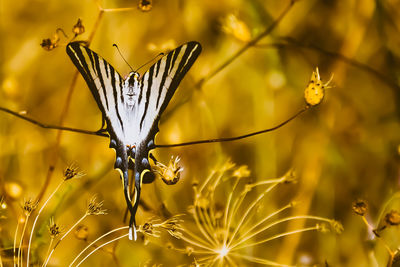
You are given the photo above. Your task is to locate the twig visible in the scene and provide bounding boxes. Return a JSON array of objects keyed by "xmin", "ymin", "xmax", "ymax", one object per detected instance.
[
  {"xmin": 0, "ymin": 105, "xmax": 309, "ymax": 148},
  {"xmin": 255, "ymin": 36, "xmax": 400, "ymax": 91},
  {"xmin": 195, "ymin": 0, "xmax": 297, "ymax": 88},
  {"xmin": 155, "ymin": 106, "xmax": 309, "ymax": 148},
  {"xmin": 0, "ymin": 107, "xmax": 108, "ymax": 137}
]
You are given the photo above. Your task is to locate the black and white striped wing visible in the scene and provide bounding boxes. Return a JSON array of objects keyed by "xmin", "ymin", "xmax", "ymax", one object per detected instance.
[
  {"xmin": 135, "ymin": 41, "xmax": 202, "ymax": 143},
  {"xmin": 66, "ymin": 42, "xmax": 126, "ymax": 142}
]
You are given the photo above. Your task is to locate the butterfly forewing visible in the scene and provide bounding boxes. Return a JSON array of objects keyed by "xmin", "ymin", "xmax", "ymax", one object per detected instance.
[
  {"xmin": 136, "ymin": 41, "xmax": 202, "ymax": 143},
  {"xmin": 66, "ymin": 43, "xmax": 126, "ymax": 141}
]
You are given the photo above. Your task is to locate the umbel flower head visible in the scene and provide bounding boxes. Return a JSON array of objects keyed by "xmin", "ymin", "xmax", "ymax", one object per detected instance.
[{"xmin": 165, "ymin": 159, "xmax": 342, "ymax": 266}]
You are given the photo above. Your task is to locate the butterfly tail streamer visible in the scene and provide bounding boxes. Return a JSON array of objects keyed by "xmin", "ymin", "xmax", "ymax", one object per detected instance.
[{"xmin": 122, "ymin": 170, "xmax": 137, "ymax": 240}]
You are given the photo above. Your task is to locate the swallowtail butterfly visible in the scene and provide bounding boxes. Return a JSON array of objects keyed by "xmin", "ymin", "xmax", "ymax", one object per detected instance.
[{"xmin": 66, "ymin": 41, "xmax": 202, "ymax": 240}]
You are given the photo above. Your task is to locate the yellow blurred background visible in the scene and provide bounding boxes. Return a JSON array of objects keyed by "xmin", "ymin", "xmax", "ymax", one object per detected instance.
[{"xmin": 1, "ymin": 0, "xmax": 400, "ymax": 266}]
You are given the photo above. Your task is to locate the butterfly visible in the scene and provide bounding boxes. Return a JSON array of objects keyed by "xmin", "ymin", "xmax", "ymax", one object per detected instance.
[{"xmin": 66, "ymin": 41, "xmax": 202, "ymax": 240}]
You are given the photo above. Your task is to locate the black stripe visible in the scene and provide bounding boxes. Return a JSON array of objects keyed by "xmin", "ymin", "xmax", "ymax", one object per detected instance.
[
  {"xmin": 138, "ymin": 73, "xmax": 145, "ymax": 104},
  {"xmin": 104, "ymin": 60, "xmax": 109, "ymax": 78},
  {"xmin": 71, "ymin": 46, "xmax": 92, "ymax": 82},
  {"xmin": 170, "ymin": 46, "xmax": 182, "ymax": 72},
  {"xmin": 140, "ymin": 67, "xmax": 154, "ymax": 130},
  {"xmin": 110, "ymin": 66, "xmax": 124, "ymax": 131},
  {"xmin": 156, "ymin": 49, "xmax": 174, "ymax": 108},
  {"xmin": 93, "ymin": 51, "xmax": 109, "ymax": 110},
  {"xmin": 155, "ymin": 61, "xmax": 160, "ymax": 77},
  {"xmin": 85, "ymin": 47, "xmax": 97, "ymax": 76},
  {"xmin": 119, "ymin": 75, "xmax": 124, "ymax": 103}
]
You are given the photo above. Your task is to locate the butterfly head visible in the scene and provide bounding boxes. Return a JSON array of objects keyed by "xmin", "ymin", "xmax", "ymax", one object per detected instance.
[{"xmin": 124, "ymin": 72, "xmax": 140, "ymax": 106}]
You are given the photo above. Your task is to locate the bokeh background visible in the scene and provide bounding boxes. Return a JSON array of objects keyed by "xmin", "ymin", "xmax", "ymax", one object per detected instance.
[{"xmin": 1, "ymin": 0, "xmax": 400, "ymax": 266}]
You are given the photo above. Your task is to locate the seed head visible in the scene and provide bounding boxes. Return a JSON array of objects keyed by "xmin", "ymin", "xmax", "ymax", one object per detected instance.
[
  {"xmin": 138, "ymin": 0, "xmax": 152, "ymax": 12},
  {"xmin": 63, "ymin": 163, "xmax": 85, "ymax": 181},
  {"xmin": 48, "ymin": 217, "xmax": 62, "ymax": 238},
  {"xmin": 86, "ymin": 196, "xmax": 107, "ymax": 215},
  {"xmin": 352, "ymin": 199, "xmax": 368, "ymax": 216},
  {"xmin": 384, "ymin": 210, "xmax": 400, "ymax": 226},
  {"xmin": 22, "ymin": 198, "xmax": 38, "ymax": 216}
]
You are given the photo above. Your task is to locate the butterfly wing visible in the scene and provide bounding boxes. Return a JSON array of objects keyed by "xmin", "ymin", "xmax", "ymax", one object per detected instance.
[
  {"xmin": 128, "ymin": 42, "xmax": 202, "ymax": 237},
  {"xmin": 66, "ymin": 42, "xmax": 136, "ymax": 237}
]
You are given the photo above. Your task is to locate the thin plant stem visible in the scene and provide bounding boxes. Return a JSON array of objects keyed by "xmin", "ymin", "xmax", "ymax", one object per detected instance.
[
  {"xmin": 17, "ymin": 214, "xmax": 30, "ymax": 267},
  {"xmin": 226, "ymin": 179, "xmax": 283, "ymax": 248},
  {"xmin": 43, "ymin": 214, "xmax": 87, "ymax": 266},
  {"xmin": 27, "ymin": 180, "xmax": 64, "ymax": 267},
  {"xmin": 41, "ymin": 238, "xmax": 54, "ymax": 267},
  {"xmin": 69, "ymin": 226, "xmax": 128, "ymax": 267},
  {"xmin": 223, "ymin": 178, "xmax": 240, "ymax": 245},
  {"xmin": 36, "ymin": 7, "xmax": 105, "ymax": 203},
  {"xmin": 232, "ymin": 216, "xmax": 331, "ymax": 250},
  {"xmin": 232, "ymin": 226, "xmax": 318, "ymax": 250},
  {"xmin": 229, "ymin": 252, "xmax": 293, "ymax": 267},
  {"xmin": 75, "ymin": 234, "xmax": 128, "ymax": 267},
  {"xmin": 0, "ymin": 105, "xmax": 308, "ymax": 148},
  {"xmin": 13, "ymin": 217, "xmax": 21, "ymax": 267}
]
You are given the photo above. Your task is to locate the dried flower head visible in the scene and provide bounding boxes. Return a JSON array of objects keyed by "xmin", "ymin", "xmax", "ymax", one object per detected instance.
[
  {"xmin": 352, "ymin": 199, "xmax": 368, "ymax": 216},
  {"xmin": 232, "ymin": 165, "xmax": 250, "ymax": 178},
  {"xmin": 48, "ymin": 217, "xmax": 62, "ymax": 238},
  {"xmin": 158, "ymin": 215, "xmax": 183, "ymax": 239},
  {"xmin": 74, "ymin": 224, "xmax": 89, "ymax": 241},
  {"xmin": 86, "ymin": 196, "xmax": 107, "ymax": 215},
  {"xmin": 304, "ymin": 67, "xmax": 333, "ymax": 106},
  {"xmin": 139, "ymin": 215, "xmax": 183, "ymax": 240},
  {"xmin": 22, "ymin": 198, "xmax": 38, "ymax": 216},
  {"xmin": 138, "ymin": 0, "xmax": 152, "ymax": 12},
  {"xmin": 63, "ymin": 163, "xmax": 85, "ymax": 180},
  {"xmin": 72, "ymin": 18, "xmax": 85, "ymax": 36},
  {"xmin": 155, "ymin": 156, "xmax": 183, "ymax": 185},
  {"xmin": 384, "ymin": 210, "xmax": 400, "ymax": 226},
  {"xmin": 140, "ymin": 220, "xmax": 160, "ymax": 238},
  {"xmin": 222, "ymin": 14, "xmax": 251, "ymax": 42},
  {"xmin": 40, "ymin": 28, "xmax": 67, "ymax": 51}
]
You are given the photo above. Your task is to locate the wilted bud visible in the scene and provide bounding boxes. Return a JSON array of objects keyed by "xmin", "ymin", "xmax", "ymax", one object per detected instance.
[
  {"xmin": 74, "ymin": 224, "xmax": 89, "ymax": 241},
  {"xmin": 72, "ymin": 18, "xmax": 85, "ymax": 36},
  {"xmin": 384, "ymin": 210, "xmax": 400, "ymax": 226},
  {"xmin": 352, "ymin": 199, "xmax": 367, "ymax": 216},
  {"xmin": 304, "ymin": 67, "xmax": 332, "ymax": 106},
  {"xmin": 155, "ymin": 156, "xmax": 183, "ymax": 185},
  {"xmin": 138, "ymin": 0, "xmax": 152, "ymax": 12}
]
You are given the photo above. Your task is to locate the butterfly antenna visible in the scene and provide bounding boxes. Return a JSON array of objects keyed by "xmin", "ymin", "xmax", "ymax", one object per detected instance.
[
  {"xmin": 135, "ymin": 52, "xmax": 165, "ymax": 73},
  {"xmin": 113, "ymin": 44, "xmax": 134, "ymax": 72}
]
